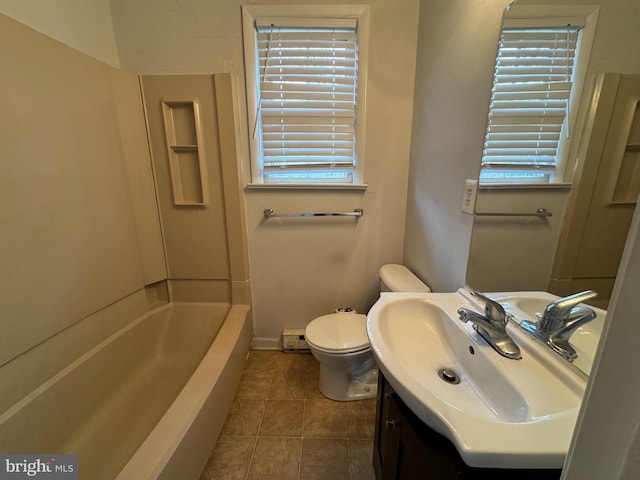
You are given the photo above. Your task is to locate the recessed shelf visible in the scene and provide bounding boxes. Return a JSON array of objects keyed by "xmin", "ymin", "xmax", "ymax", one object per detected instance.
[{"xmin": 161, "ymin": 100, "xmax": 209, "ymax": 206}]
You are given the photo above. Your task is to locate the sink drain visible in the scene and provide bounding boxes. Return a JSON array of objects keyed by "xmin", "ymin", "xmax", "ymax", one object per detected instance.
[{"xmin": 437, "ymin": 368, "xmax": 460, "ymax": 385}]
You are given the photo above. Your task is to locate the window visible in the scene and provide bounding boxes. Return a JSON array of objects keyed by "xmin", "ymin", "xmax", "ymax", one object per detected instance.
[
  {"xmin": 479, "ymin": 3, "xmax": 600, "ymax": 185},
  {"xmin": 481, "ymin": 25, "xmax": 582, "ymax": 184},
  {"xmin": 242, "ymin": 6, "xmax": 368, "ymax": 185}
]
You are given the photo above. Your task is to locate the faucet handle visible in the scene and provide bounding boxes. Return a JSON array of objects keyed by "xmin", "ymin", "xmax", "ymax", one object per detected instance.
[
  {"xmin": 545, "ymin": 290, "xmax": 597, "ymax": 314},
  {"xmin": 472, "ymin": 291, "xmax": 507, "ymax": 326},
  {"xmin": 541, "ymin": 290, "xmax": 598, "ymax": 331}
]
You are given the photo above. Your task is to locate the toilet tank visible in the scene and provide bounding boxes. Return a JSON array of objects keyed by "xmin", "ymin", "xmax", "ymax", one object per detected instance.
[{"xmin": 379, "ymin": 264, "xmax": 431, "ymax": 293}]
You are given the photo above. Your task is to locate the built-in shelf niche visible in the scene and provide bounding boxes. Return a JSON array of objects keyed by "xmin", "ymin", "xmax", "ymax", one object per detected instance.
[
  {"xmin": 612, "ymin": 101, "xmax": 640, "ymax": 204},
  {"xmin": 161, "ymin": 99, "xmax": 209, "ymax": 206}
]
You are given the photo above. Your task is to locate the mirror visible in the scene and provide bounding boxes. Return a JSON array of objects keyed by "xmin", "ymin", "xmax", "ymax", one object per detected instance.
[{"xmin": 465, "ymin": 0, "xmax": 640, "ymax": 375}]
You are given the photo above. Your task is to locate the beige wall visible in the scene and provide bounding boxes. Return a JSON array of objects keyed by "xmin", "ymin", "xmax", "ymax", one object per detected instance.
[
  {"xmin": 109, "ymin": 0, "xmax": 421, "ymax": 345},
  {"xmin": 111, "ymin": 70, "xmax": 167, "ymax": 286},
  {"xmin": 0, "ymin": 14, "xmax": 163, "ymax": 368},
  {"xmin": 0, "ymin": 15, "xmax": 248, "ymax": 411},
  {"xmin": 0, "ymin": 0, "xmax": 119, "ymax": 67}
]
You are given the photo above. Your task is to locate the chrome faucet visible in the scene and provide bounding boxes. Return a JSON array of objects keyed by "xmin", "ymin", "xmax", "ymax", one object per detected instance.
[
  {"xmin": 457, "ymin": 292, "xmax": 521, "ymax": 360},
  {"xmin": 520, "ymin": 290, "xmax": 598, "ymax": 362}
]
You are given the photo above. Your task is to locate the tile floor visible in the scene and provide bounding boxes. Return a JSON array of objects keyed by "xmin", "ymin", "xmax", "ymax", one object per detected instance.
[{"xmin": 199, "ymin": 350, "xmax": 377, "ymax": 480}]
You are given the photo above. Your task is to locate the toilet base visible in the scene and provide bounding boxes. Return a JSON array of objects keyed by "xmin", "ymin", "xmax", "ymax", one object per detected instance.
[{"xmin": 317, "ymin": 356, "xmax": 378, "ymax": 402}]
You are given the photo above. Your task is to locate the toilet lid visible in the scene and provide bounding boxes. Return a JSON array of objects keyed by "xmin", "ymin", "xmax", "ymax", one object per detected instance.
[{"xmin": 305, "ymin": 313, "xmax": 369, "ymax": 354}]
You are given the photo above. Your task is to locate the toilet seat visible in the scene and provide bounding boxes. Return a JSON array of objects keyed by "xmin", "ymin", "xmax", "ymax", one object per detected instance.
[{"xmin": 305, "ymin": 313, "xmax": 370, "ymax": 354}]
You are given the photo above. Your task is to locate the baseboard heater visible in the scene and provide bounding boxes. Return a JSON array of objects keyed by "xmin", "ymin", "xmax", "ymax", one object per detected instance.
[{"xmin": 282, "ymin": 328, "xmax": 310, "ymax": 352}]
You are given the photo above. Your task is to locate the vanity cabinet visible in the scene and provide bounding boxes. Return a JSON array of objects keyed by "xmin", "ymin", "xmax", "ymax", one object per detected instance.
[{"xmin": 373, "ymin": 373, "xmax": 561, "ymax": 480}]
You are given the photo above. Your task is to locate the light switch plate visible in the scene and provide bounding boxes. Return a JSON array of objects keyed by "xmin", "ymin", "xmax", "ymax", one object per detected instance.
[{"xmin": 461, "ymin": 179, "xmax": 478, "ymax": 214}]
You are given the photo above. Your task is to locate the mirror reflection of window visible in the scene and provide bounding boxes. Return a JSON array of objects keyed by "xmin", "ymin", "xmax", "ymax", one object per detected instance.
[
  {"xmin": 480, "ymin": 7, "xmax": 597, "ymax": 185},
  {"xmin": 481, "ymin": 26, "xmax": 580, "ymax": 184}
]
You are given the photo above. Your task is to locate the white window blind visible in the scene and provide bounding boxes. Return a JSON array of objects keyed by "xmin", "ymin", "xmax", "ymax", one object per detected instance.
[
  {"xmin": 255, "ymin": 19, "xmax": 358, "ymax": 183},
  {"xmin": 481, "ymin": 26, "xmax": 581, "ymax": 183}
]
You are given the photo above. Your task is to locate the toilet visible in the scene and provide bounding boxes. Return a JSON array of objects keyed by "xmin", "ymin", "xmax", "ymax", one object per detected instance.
[{"xmin": 305, "ymin": 264, "xmax": 431, "ymax": 401}]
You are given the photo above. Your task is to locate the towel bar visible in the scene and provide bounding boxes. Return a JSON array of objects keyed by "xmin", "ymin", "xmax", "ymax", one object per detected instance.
[
  {"xmin": 263, "ymin": 208, "xmax": 364, "ymax": 218},
  {"xmin": 474, "ymin": 208, "xmax": 552, "ymax": 218}
]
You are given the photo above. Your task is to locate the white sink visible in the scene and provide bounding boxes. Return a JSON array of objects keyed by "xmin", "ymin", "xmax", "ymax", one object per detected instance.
[
  {"xmin": 486, "ymin": 291, "xmax": 607, "ymax": 376},
  {"xmin": 367, "ymin": 290, "xmax": 587, "ymax": 469}
]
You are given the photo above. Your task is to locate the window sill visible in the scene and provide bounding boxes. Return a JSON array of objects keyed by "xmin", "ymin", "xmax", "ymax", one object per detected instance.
[
  {"xmin": 479, "ymin": 182, "xmax": 572, "ymax": 191},
  {"xmin": 245, "ymin": 183, "xmax": 368, "ymax": 192}
]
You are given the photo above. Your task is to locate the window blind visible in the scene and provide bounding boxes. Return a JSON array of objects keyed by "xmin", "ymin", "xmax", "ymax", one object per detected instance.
[
  {"xmin": 255, "ymin": 20, "xmax": 358, "ymax": 183},
  {"xmin": 481, "ymin": 26, "xmax": 581, "ymax": 182}
]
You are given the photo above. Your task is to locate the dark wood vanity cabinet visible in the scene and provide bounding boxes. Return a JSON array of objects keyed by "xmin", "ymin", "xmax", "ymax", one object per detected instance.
[{"xmin": 373, "ymin": 373, "xmax": 561, "ymax": 480}]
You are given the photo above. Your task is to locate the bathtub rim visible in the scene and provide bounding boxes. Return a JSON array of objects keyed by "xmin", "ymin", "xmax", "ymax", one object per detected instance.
[{"xmin": 114, "ymin": 302, "xmax": 251, "ymax": 480}]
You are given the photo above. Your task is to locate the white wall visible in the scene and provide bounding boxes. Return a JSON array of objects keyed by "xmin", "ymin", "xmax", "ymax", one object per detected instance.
[
  {"xmin": 403, "ymin": 0, "xmax": 510, "ymax": 292},
  {"xmin": 0, "ymin": 0, "xmax": 119, "ymax": 67},
  {"xmin": 109, "ymin": 0, "xmax": 421, "ymax": 346}
]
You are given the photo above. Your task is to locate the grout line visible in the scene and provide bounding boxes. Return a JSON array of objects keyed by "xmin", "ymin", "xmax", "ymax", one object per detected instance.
[
  {"xmin": 347, "ymin": 437, "xmax": 354, "ymax": 480},
  {"xmin": 253, "ymin": 369, "xmax": 272, "ymax": 438},
  {"xmin": 299, "ymin": 398, "xmax": 307, "ymax": 480},
  {"xmin": 245, "ymin": 398, "xmax": 267, "ymax": 478},
  {"xmin": 244, "ymin": 356, "xmax": 274, "ymax": 480},
  {"xmin": 243, "ymin": 435, "xmax": 258, "ymax": 480}
]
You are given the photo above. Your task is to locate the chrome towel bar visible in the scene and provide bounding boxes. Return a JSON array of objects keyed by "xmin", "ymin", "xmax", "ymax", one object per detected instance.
[
  {"xmin": 474, "ymin": 208, "xmax": 552, "ymax": 218},
  {"xmin": 264, "ymin": 208, "xmax": 364, "ymax": 218}
]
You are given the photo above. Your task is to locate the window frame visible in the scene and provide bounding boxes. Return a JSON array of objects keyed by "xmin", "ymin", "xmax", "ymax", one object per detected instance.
[
  {"xmin": 242, "ymin": 5, "xmax": 369, "ymax": 187},
  {"xmin": 480, "ymin": 5, "xmax": 599, "ymax": 185}
]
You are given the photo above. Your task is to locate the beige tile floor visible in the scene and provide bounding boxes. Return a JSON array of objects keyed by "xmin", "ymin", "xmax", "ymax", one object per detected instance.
[{"xmin": 200, "ymin": 350, "xmax": 377, "ymax": 480}]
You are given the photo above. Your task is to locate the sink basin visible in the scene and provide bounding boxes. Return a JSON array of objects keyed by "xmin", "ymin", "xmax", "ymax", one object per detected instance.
[
  {"xmin": 486, "ymin": 291, "xmax": 607, "ymax": 376},
  {"xmin": 367, "ymin": 291, "xmax": 587, "ymax": 469}
]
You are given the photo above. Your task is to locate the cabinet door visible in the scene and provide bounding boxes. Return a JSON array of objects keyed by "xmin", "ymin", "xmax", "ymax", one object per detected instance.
[
  {"xmin": 375, "ymin": 375, "xmax": 462, "ymax": 480},
  {"xmin": 397, "ymin": 406, "xmax": 461, "ymax": 479},
  {"xmin": 375, "ymin": 378, "xmax": 403, "ymax": 480},
  {"xmin": 375, "ymin": 375, "xmax": 561, "ymax": 480}
]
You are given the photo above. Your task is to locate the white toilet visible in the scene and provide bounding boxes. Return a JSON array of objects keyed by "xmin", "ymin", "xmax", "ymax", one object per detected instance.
[{"xmin": 305, "ymin": 264, "xmax": 431, "ymax": 401}]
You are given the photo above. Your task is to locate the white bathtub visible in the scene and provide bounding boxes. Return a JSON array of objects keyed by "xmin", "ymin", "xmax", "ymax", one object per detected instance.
[{"xmin": 0, "ymin": 302, "xmax": 252, "ymax": 480}]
